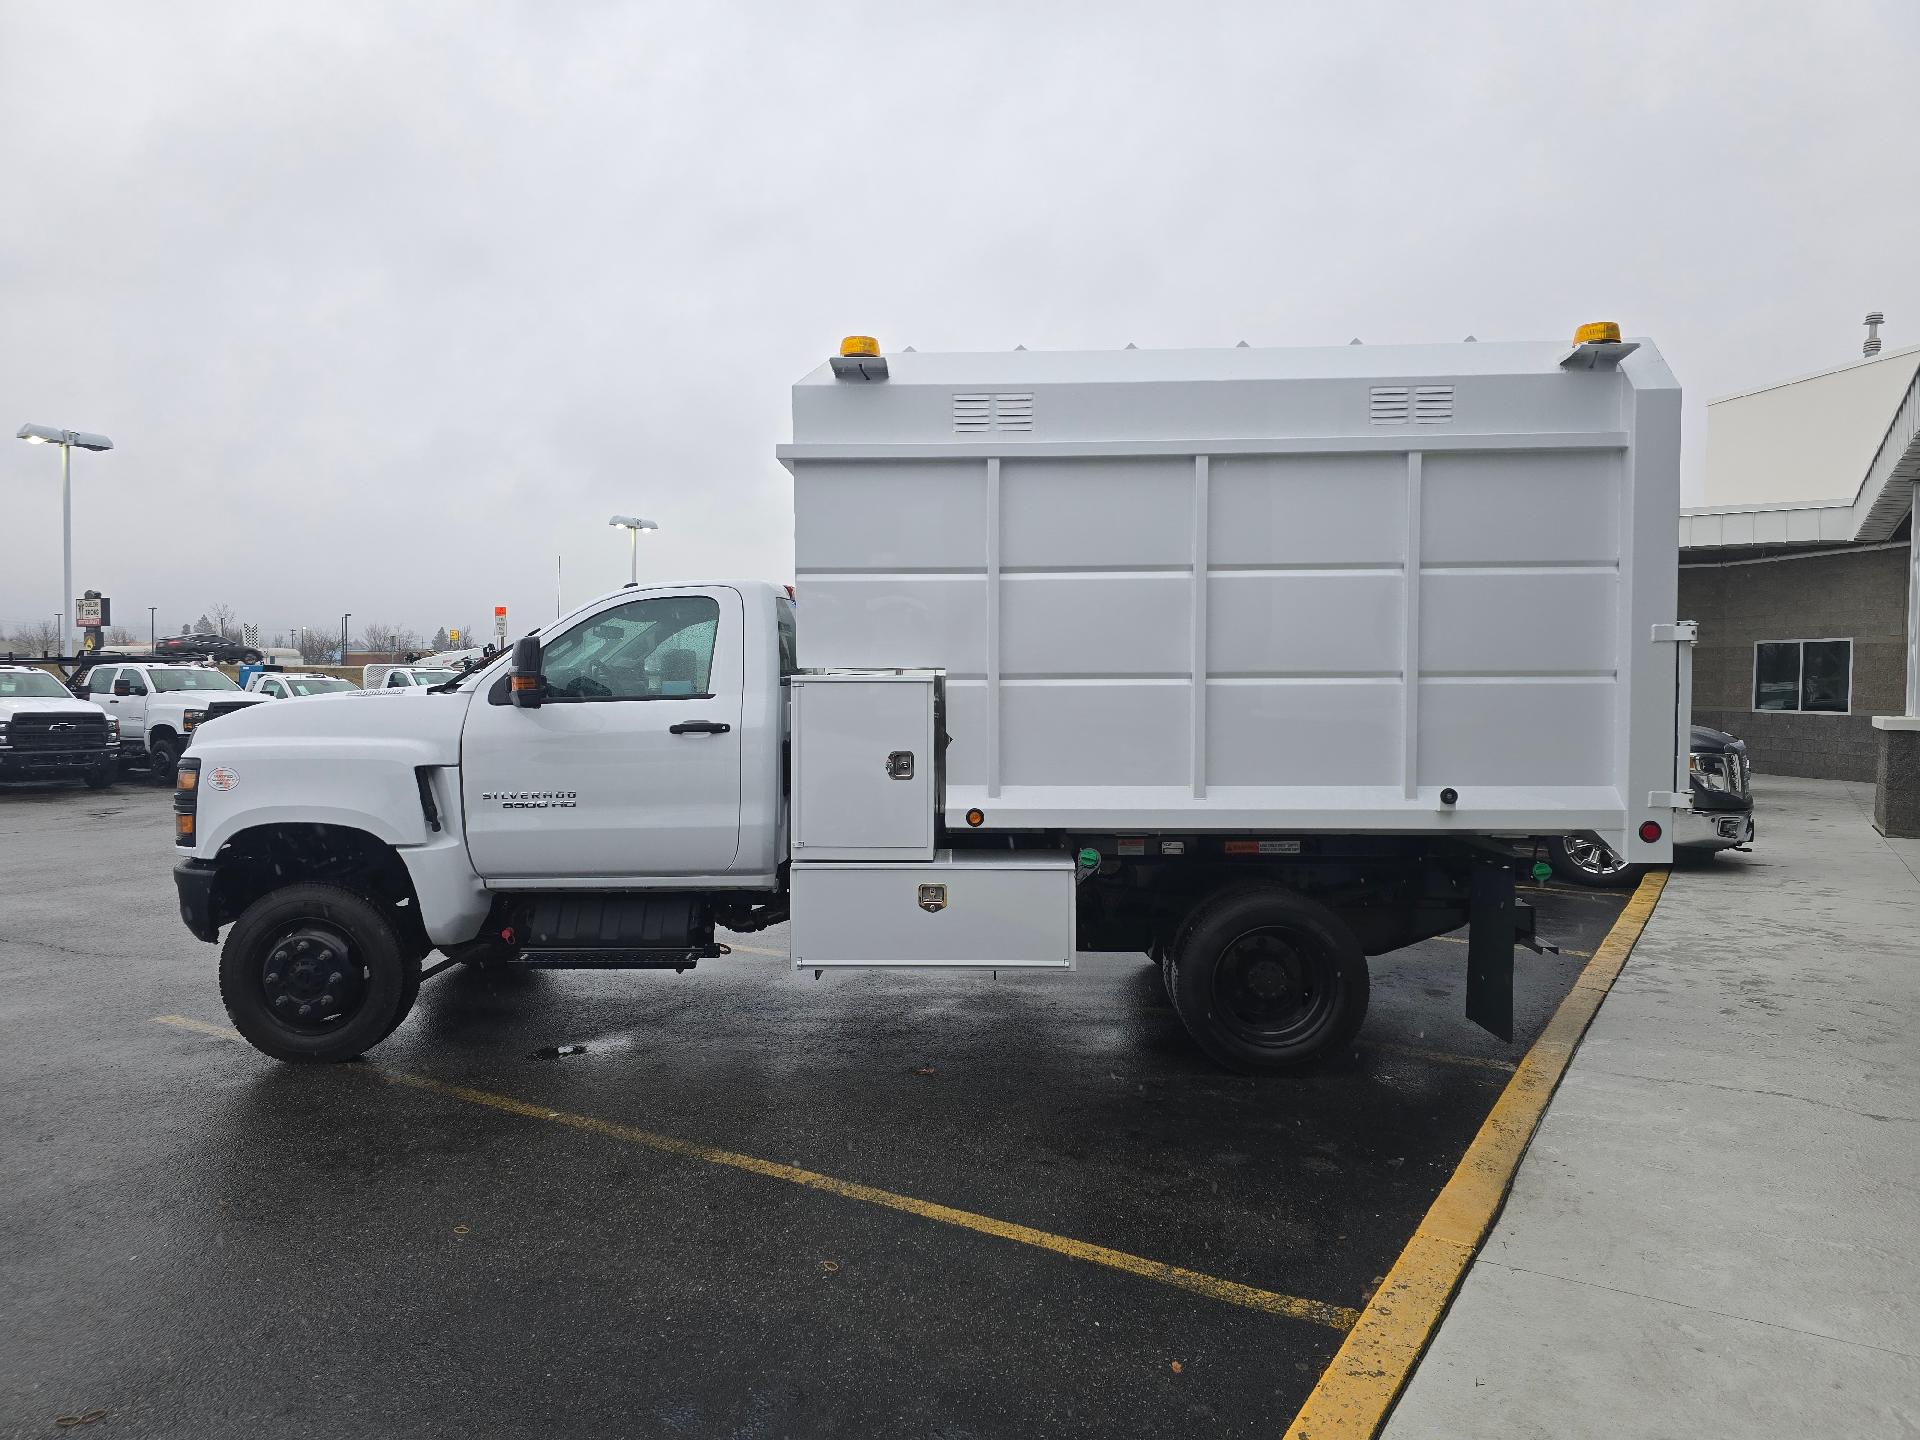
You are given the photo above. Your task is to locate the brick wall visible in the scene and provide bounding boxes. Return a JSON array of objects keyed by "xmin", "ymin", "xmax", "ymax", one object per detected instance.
[{"xmin": 1680, "ymin": 545, "xmax": 1909, "ymax": 781}]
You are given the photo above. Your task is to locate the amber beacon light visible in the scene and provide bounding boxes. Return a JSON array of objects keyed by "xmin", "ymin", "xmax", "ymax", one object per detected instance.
[
  {"xmin": 1573, "ymin": 321, "xmax": 1622, "ymax": 344},
  {"xmin": 840, "ymin": 335, "xmax": 880, "ymax": 357}
]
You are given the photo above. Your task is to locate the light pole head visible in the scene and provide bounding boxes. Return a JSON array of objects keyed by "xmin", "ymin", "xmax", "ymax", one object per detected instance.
[
  {"xmin": 609, "ymin": 515, "xmax": 658, "ymax": 532},
  {"xmin": 17, "ymin": 423, "xmax": 112, "ymax": 451}
]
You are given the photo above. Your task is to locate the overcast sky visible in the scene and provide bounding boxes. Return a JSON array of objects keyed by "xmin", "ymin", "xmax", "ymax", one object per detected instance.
[{"xmin": 3, "ymin": 1, "xmax": 1917, "ymax": 646}]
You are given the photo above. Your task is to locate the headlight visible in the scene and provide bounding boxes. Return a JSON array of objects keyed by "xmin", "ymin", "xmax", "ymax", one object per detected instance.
[
  {"xmin": 183, "ymin": 708, "xmax": 207, "ymax": 732},
  {"xmin": 1688, "ymin": 752, "xmax": 1735, "ymax": 792},
  {"xmin": 107, "ymin": 718, "xmax": 120, "ymax": 739}
]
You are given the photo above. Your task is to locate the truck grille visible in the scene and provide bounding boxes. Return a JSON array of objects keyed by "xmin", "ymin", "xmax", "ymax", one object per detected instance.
[
  {"xmin": 202, "ymin": 700, "xmax": 256, "ymax": 723},
  {"xmin": 6, "ymin": 712, "xmax": 110, "ymax": 752}
]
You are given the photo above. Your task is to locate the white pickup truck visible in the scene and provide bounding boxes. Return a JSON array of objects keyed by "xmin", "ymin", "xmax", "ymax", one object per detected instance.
[
  {"xmin": 77, "ymin": 661, "xmax": 269, "ymax": 781},
  {"xmin": 0, "ymin": 665, "xmax": 121, "ymax": 788},
  {"xmin": 172, "ymin": 329, "xmax": 1688, "ymax": 1073},
  {"xmin": 244, "ymin": 671, "xmax": 362, "ymax": 699}
]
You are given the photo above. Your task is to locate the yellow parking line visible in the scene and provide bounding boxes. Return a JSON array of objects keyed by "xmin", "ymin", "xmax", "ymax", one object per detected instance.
[
  {"xmin": 1429, "ymin": 935, "xmax": 1591, "ymax": 959},
  {"xmin": 150, "ymin": 1014, "xmax": 1358, "ymax": 1331},
  {"xmin": 1363, "ymin": 1041, "xmax": 1515, "ymax": 1075},
  {"xmin": 721, "ymin": 941, "xmax": 787, "ymax": 959},
  {"xmin": 1283, "ymin": 870, "xmax": 1666, "ymax": 1439}
]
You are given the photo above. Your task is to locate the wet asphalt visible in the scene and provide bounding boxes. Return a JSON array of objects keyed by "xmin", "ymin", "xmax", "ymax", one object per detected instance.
[{"xmin": 0, "ymin": 780, "xmax": 1632, "ymax": 1439}]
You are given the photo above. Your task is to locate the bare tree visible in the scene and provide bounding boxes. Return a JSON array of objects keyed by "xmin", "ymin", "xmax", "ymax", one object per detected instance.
[
  {"xmin": 6, "ymin": 618, "xmax": 63, "ymax": 656},
  {"xmin": 206, "ymin": 602, "xmax": 241, "ymax": 642},
  {"xmin": 294, "ymin": 626, "xmax": 337, "ymax": 664},
  {"xmin": 104, "ymin": 625, "xmax": 138, "ymax": 645},
  {"xmin": 358, "ymin": 622, "xmax": 424, "ymax": 660}
]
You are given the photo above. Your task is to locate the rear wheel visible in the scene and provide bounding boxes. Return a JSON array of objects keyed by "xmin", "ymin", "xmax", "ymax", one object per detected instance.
[
  {"xmin": 219, "ymin": 883, "xmax": 419, "ymax": 1062},
  {"xmin": 1545, "ymin": 834, "xmax": 1647, "ymax": 890},
  {"xmin": 1167, "ymin": 888, "xmax": 1369, "ymax": 1074}
]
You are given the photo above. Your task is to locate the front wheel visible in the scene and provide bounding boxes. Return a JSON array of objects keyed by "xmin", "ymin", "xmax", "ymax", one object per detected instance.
[
  {"xmin": 1167, "ymin": 888, "xmax": 1369, "ymax": 1074},
  {"xmin": 1544, "ymin": 834, "xmax": 1647, "ymax": 890},
  {"xmin": 84, "ymin": 763, "xmax": 116, "ymax": 790},
  {"xmin": 147, "ymin": 732, "xmax": 181, "ymax": 785},
  {"xmin": 219, "ymin": 883, "xmax": 420, "ymax": 1062}
]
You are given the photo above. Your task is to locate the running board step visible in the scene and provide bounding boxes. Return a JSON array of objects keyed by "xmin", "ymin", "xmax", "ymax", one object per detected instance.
[{"xmin": 509, "ymin": 944, "xmax": 725, "ymax": 971}]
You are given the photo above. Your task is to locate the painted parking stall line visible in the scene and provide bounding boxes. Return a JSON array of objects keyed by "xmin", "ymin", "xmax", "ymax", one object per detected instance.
[{"xmin": 151, "ymin": 1014, "xmax": 1359, "ymax": 1332}]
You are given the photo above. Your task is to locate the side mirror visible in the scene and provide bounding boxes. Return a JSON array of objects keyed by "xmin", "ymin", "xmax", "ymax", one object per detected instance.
[
  {"xmin": 113, "ymin": 678, "xmax": 131, "ymax": 697},
  {"xmin": 509, "ymin": 635, "xmax": 545, "ymax": 709}
]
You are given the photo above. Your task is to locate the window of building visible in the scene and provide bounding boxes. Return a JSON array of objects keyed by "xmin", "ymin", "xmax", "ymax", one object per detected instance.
[{"xmin": 1753, "ymin": 639, "xmax": 1851, "ymax": 713}]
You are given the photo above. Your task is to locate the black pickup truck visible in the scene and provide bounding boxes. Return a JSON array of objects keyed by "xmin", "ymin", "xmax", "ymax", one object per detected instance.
[{"xmin": 1545, "ymin": 724, "xmax": 1755, "ymax": 887}]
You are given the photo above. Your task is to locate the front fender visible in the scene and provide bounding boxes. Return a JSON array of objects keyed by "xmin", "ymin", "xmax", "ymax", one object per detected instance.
[{"xmin": 187, "ymin": 737, "xmax": 441, "ymax": 855}]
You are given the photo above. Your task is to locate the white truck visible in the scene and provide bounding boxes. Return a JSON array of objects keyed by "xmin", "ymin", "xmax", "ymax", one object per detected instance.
[
  {"xmin": 0, "ymin": 665, "xmax": 122, "ymax": 788},
  {"xmin": 244, "ymin": 671, "xmax": 362, "ymax": 699},
  {"xmin": 363, "ymin": 663, "xmax": 462, "ymax": 690},
  {"xmin": 77, "ymin": 661, "xmax": 269, "ymax": 781},
  {"xmin": 172, "ymin": 328, "xmax": 1688, "ymax": 1073}
]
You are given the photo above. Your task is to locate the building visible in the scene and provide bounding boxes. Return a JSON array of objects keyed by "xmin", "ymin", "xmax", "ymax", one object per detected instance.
[{"xmin": 1678, "ymin": 318, "xmax": 1919, "ymax": 833}]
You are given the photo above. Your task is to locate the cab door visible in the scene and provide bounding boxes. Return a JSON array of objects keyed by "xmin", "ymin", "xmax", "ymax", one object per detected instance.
[{"xmin": 460, "ymin": 586, "xmax": 744, "ymax": 882}]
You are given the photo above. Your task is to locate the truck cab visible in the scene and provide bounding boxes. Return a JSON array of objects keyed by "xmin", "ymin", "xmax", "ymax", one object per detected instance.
[
  {"xmin": 78, "ymin": 661, "xmax": 268, "ymax": 781},
  {"xmin": 0, "ymin": 664, "xmax": 121, "ymax": 788}
]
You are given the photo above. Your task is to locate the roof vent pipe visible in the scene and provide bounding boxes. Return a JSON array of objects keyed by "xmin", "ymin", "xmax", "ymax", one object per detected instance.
[{"xmin": 1864, "ymin": 311, "xmax": 1884, "ymax": 358}]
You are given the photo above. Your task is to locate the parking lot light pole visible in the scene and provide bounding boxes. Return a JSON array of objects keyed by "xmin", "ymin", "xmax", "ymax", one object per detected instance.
[
  {"xmin": 16, "ymin": 423, "xmax": 113, "ymax": 654},
  {"xmin": 148, "ymin": 606, "xmax": 157, "ymax": 651},
  {"xmin": 609, "ymin": 515, "xmax": 658, "ymax": 584},
  {"xmin": 340, "ymin": 614, "xmax": 351, "ymax": 665}
]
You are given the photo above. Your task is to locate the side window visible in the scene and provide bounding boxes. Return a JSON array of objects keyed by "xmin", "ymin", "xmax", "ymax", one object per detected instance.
[
  {"xmin": 388, "ymin": 673, "xmax": 410, "ymax": 688},
  {"xmin": 264, "ymin": 680, "xmax": 285, "ymax": 697},
  {"xmin": 541, "ymin": 594, "xmax": 721, "ymax": 701},
  {"xmin": 1754, "ymin": 639, "xmax": 1851, "ymax": 714},
  {"xmin": 87, "ymin": 667, "xmax": 119, "ymax": 695},
  {"xmin": 776, "ymin": 598, "xmax": 799, "ymax": 677}
]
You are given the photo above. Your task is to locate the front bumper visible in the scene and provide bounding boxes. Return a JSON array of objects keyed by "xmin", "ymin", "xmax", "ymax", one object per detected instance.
[
  {"xmin": 174, "ymin": 859, "xmax": 221, "ymax": 942},
  {"xmin": 1673, "ymin": 807, "xmax": 1754, "ymax": 852},
  {"xmin": 0, "ymin": 745, "xmax": 119, "ymax": 778}
]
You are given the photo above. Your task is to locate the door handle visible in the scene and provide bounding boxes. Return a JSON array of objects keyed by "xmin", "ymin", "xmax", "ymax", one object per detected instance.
[{"xmin": 669, "ymin": 720, "xmax": 731, "ymax": 735}]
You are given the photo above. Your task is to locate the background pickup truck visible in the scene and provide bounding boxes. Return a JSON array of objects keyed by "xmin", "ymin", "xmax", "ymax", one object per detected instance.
[
  {"xmin": 0, "ymin": 665, "xmax": 120, "ymax": 788},
  {"xmin": 74, "ymin": 661, "xmax": 268, "ymax": 782}
]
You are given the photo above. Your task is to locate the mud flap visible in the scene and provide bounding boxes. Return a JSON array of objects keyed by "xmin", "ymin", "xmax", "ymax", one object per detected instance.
[{"xmin": 1466, "ymin": 855, "xmax": 1515, "ymax": 1041}]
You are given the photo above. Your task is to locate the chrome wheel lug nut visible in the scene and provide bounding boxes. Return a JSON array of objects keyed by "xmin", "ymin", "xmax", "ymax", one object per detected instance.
[
  {"xmin": 298, "ymin": 1003, "xmax": 312, "ymax": 1017},
  {"xmin": 274, "ymin": 995, "xmax": 290, "ymax": 1008}
]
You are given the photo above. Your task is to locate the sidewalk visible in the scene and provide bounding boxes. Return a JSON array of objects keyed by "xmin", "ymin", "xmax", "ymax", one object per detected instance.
[{"xmin": 1383, "ymin": 778, "xmax": 1920, "ymax": 1439}]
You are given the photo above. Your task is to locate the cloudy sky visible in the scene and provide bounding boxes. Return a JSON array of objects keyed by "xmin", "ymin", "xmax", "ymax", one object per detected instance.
[{"xmin": 3, "ymin": 1, "xmax": 1916, "ymax": 647}]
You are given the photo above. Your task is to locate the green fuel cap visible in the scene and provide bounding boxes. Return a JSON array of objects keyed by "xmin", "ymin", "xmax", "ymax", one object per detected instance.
[
  {"xmin": 1531, "ymin": 860, "xmax": 1552, "ymax": 882},
  {"xmin": 1077, "ymin": 847, "xmax": 1101, "ymax": 868}
]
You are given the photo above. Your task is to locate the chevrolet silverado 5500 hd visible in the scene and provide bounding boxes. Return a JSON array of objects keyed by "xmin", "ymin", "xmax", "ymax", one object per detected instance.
[{"xmin": 173, "ymin": 328, "xmax": 1690, "ymax": 1072}]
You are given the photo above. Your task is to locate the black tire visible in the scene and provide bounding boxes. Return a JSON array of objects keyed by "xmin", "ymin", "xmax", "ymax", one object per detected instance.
[
  {"xmin": 1544, "ymin": 835, "xmax": 1647, "ymax": 890},
  {"xmin": 147, "ymin": 731, "xmax": 181, "ymax": 785},
  {"xmin": 1167, "ymin": 888, "xmax": 1369, "ymax": 1074},
  {"xmin": 219, "ymin": 883, "xmax": 420, "ymax": 1062},
  {"xmin": 84, "ymin": 763, "xmax": 116, "ymax": 790}
]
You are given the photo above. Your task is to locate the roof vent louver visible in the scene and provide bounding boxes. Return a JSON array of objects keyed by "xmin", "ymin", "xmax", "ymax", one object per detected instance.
[
  {"xmin": 1369, "ymin": 386, "xmax": 1410, "ymax": 425},
  {"xmin": 1414, "ymin": 385, "xmax": 1455, "ymax": 423},
  {"xmin": 953, "ymin": 392, "xmax": 1035, "ymax": 435},
  {"xmin": 1370, "ymin": 384, "xmax": 1454, "ymax": 426}
]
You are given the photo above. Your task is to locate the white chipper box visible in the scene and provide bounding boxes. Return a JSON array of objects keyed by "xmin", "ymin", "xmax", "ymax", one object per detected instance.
[{"xmin": 778, "ymin": 336, "xmax": 1683, "ymax": 862}]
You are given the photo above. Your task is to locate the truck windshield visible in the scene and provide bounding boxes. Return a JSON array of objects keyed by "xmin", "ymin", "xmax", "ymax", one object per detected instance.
[
  {"xmin": 286, "ymin": 677, "xmax": 356, "ymax": 696},
  {"xmin": 150, "ymin": 669, "xmax": 240, "ymax": 693},
  {"xmin": 0, "ymin": 670, "xmax": 72, "ymax": 699}
]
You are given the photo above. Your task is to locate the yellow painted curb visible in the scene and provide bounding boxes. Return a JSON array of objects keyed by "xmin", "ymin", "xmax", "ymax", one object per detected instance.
[{"xmin": 1284, "ymin": 869, "xmax": 1667, "ymax": 1439}]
